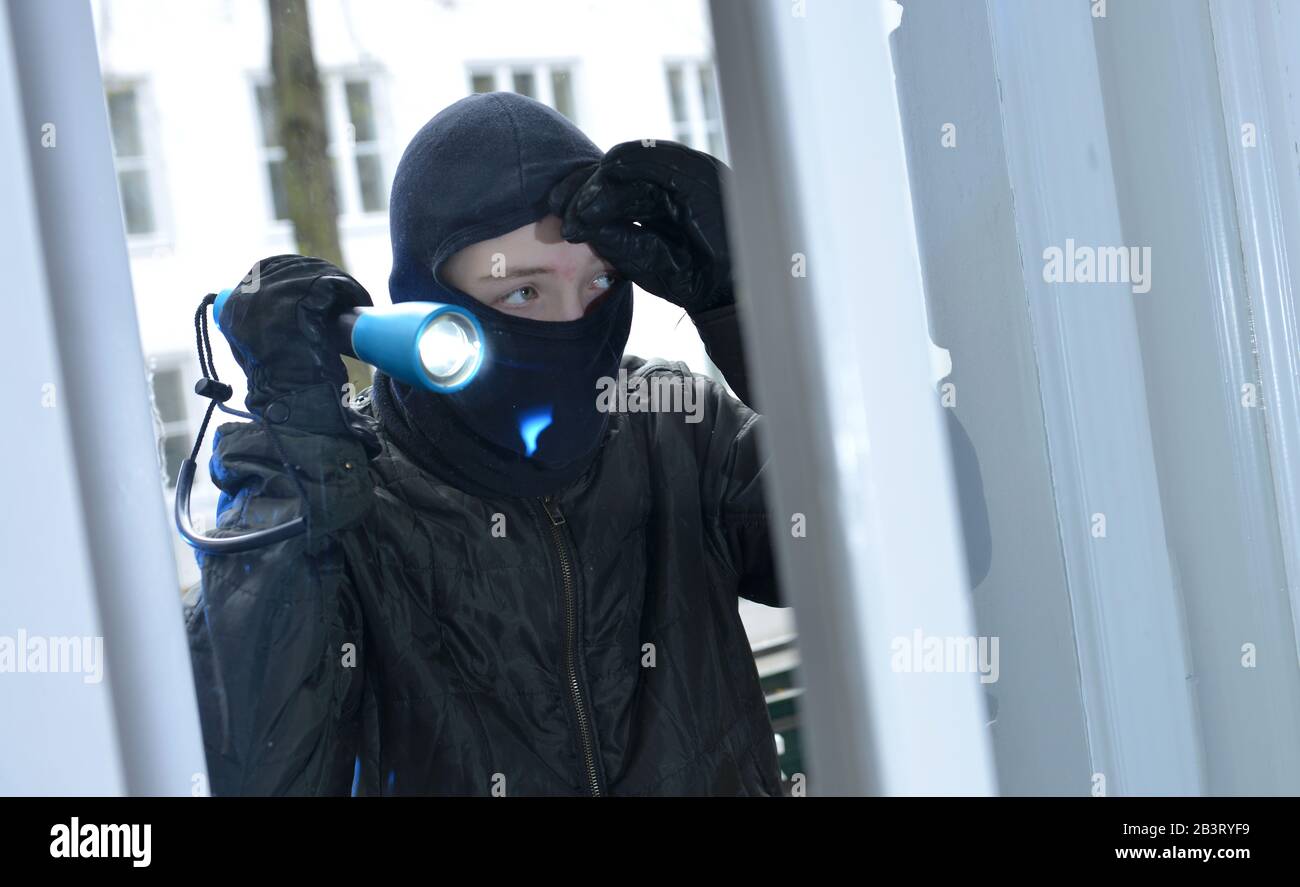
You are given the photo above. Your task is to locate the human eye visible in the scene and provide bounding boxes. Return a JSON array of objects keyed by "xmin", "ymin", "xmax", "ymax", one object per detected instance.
[
  {"xmin": 591, "ymin": 270, "xmax": 619, "ymax": 291},
  {"xmin": 496, "ymin": 285, "xmax": 538, "ymax": 309}
]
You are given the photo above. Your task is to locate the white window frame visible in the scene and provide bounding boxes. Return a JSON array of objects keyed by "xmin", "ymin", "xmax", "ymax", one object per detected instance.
[
  {"xmin": 984, "ymin": 0, "xmax": 1203, "ymax": 795},
  {"xmin": 251, "ymin": 69, "xmax": 393, "ymax": 228},
  {"xmin": 102, "ymin": 76, "xmax": 170, "ymax": 251},
  {"xmin": 144, "ymin": 352, "xmax": 192, "ymax": 490},
  {"xmin": 251, "ymin": 79, "xmax": 289, "ymax": 226},
  {"xmin": 663, "ymin": 57, "xmax": 727, "ymax": 160},
  {"xmin": 5, "ymin": 0, "xmax": 207, "ymax": 795},
  {"xmin": 328, "ymin": 69, "xmax": 393, "ymax": 223},
  {"xmin": 710, "ymin": 0, "xmax": 995, "ymax": 795},
  {"xmin": 1211, "ymin": 0, "xmax": 1300, "ymax": 665},
  {"xmin": 465, "ymin": 60, "xmax": 580, "ymax": 122}
]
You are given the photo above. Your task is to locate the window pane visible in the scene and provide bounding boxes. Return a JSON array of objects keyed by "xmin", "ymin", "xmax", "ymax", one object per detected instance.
[
  {"xmin": 355, "ymin": 153, "xmax": 387, "ymax": 212},
  {"xmin": 706, "ymin": 124, "xmax": 725, "ymax": 160},
  {"xmin": 151, "ymin": 367, "xmax": 187, "ymax": 424},
  {"xmin": 345, "ymin": 80, "xmax": 377, "ymax": 143},
  {"xmin": 699, "ymin": 63, "xmax": 726, "ymax": 159},
  {"xmin": 471, "ymin": 72, "xmax": 495, "ymax": 94},
  {"xmin": 666, "ymin": 65, "xmax": 688, "ymax": 124},
  {"xmin": 255, "ymin": 83, "xmax": 279, "ymax": 148},
  {"xmin": 551, "ymin": 68, "xmax": 574, "ymax": 119},
  {"xmin": 699, "ymin": 63, "xmax": 721, "ymax": 122},
  {"xmin": 267, "ymin": 159, "xmax": 289, "ymax": 220},
  {"xmin": 118, "ymin": 169, "xmax": 155, "ymax": 234},
  {"xmin": 512, "ymin": 69, "xmax": 535, "ymax": 98},
  {"xmin": 162, "ymin": 434, "xmax": 189, "ymax": 489},
  {"xmin": 107, "ymin": 88, "xmax": 144, "ymax": 157}
]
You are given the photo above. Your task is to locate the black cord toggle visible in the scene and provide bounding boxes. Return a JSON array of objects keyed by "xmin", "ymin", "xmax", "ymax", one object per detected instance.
[{"xmin": 194, "ymin": 378, "xmax": 233, "ymax": 403}]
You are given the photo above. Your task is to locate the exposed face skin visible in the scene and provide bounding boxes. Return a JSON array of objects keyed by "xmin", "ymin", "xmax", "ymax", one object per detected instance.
[{"xmin": 441, "ymin": 214, "xmax": 620, "ymax": 322}]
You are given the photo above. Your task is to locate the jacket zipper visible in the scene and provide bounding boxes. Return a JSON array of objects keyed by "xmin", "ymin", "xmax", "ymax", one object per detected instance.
[{"xmin": 539, "ymin": 494, "xmax": 603, "ymax": 797}]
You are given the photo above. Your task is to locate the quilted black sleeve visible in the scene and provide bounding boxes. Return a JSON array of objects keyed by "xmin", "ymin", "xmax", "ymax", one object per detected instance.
[
  {"xmin": 184, "ymin": 387, "xmax": 375, "ymax": 795},
  {"xmin": 682, "ymin": 304, "xmax": 781, "ymax": 607},
  {"xmin": 686, "ymin": 370, "xmax": 781, "ymax": 609}
]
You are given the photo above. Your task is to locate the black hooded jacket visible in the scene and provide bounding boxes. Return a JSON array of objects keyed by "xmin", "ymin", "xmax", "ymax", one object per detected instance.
[{"xmin": 184, "ymin": 93, "xmax": 786, "ymax": 796}]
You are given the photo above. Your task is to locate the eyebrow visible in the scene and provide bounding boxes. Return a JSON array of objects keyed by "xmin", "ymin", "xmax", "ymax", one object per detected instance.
[{"xmin": 478, "ymin": 265, "xmax": 553, "ymax": 282}]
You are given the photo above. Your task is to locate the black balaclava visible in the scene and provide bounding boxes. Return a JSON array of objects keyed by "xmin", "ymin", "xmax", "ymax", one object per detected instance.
[{"xmin": 375, "ymin": 91, "xmax": 634, "ymax": 499}]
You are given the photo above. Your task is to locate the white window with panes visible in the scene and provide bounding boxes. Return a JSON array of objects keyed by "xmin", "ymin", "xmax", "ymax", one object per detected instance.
[
  {"xmin": 664, "ymin": 60, "xmax": 726, "ymax": 161},
  {"xmin": 145, "ymin": 356, "xmax": 191, "ymax": 490},
  {"xmin": 467, "ymin": 62, "xmax": 577, "ymax": 121},
  {"xmin": 105, "ymin": 81, "xmax": 166, "ymax": 239},
  {"xmin": 254, "ymin": 72, "xmax": 391, "ymax": 222}
]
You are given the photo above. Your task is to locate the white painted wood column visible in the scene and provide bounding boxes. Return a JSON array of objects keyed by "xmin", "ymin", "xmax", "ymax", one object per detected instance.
[{"xmin": 709, "ymin": 0, "xmax": 996, "ymax": 795}]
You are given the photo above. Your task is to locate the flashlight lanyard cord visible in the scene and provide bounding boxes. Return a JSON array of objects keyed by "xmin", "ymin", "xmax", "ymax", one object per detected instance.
[
  {"xmin": 189, "ymin": 294, "xmax": 221, "ymax": 463},
  {"xmin": 194, "ymin": 294, "xmax": 255, "ymax": 418},
  {"xmin": 174, "ymin": 293, "xmax": 310, "ymax": 553}
]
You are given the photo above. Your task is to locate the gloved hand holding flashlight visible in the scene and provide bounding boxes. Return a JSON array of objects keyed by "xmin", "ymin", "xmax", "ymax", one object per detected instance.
[
  {"xmin": 178, "ymin": 253, "xmax": 487, "ymax": 553},
  {"xmin": 217, "ymin": 254, "xmax": 374, "ymax": 436},
  {"xmin": 216, "ymin": 255, "xmax": 484, "ymax": 422}
]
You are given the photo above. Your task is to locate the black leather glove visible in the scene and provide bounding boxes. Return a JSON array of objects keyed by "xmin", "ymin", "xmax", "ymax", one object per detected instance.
[
  {"xmin": 219, "ymin": 255, "xmax": 376, "ymax": 446},
  {"xmin": 547, "ymin": 140, "xmax": 735, "ymax": 315}
]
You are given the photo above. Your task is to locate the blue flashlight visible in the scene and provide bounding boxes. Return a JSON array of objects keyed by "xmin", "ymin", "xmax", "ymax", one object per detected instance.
[
  {"xmin": 213, "ymin": 288, "xmax": 485, "ymax": 392},
  {"xmin": 178, "ymin": 289, "xmax": 486, "ymax": 554}
]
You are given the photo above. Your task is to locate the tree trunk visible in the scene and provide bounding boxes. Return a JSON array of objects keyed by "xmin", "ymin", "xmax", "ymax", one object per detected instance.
[
  {"xmin": 267, "ymin": 0, "xmax": 341, "ymax": 266},
  {"xmin": 267, "ymin": 0, "xmax": 371, "ymax": 392}
]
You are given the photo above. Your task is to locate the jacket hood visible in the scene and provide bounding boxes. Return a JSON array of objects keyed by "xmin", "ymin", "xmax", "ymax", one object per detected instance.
[
  {"xmin": 388, "ymin": 91, "xmax": 604, "ymax": 305},
  {"xmin": 378, "ymin": 91, "xmax": 633, "ymax": 499}
]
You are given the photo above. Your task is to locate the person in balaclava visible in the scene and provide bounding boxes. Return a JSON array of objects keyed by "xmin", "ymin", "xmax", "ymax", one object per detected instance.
[{"xmin": 185, "ymin": 91, "xmax": 785, "ymax": 796}]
